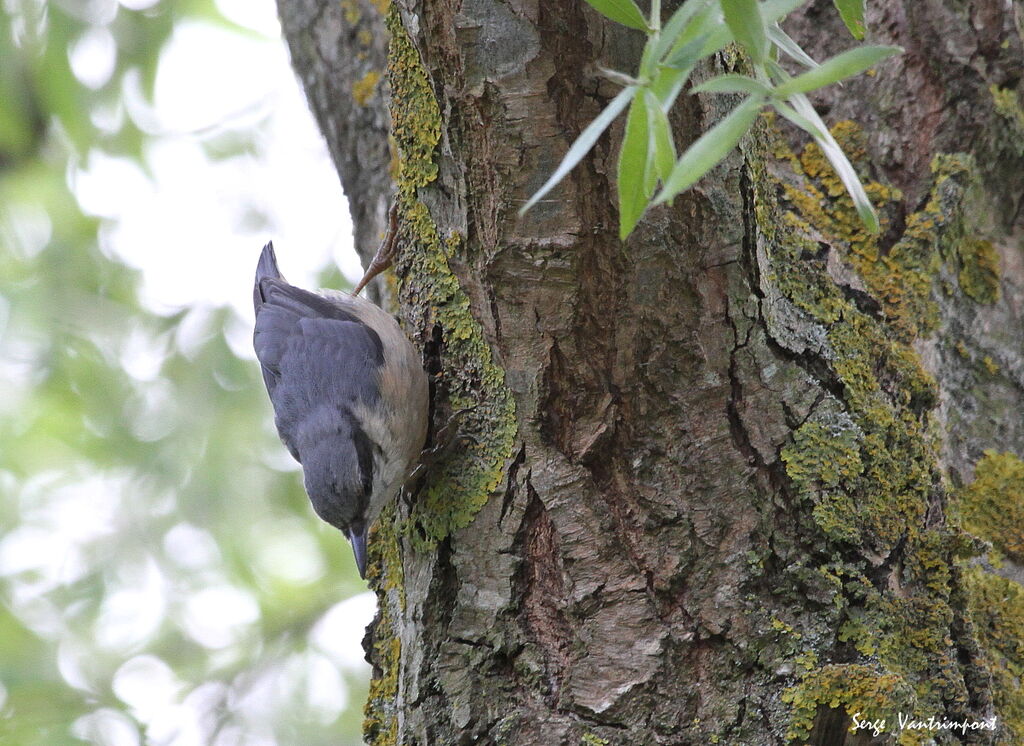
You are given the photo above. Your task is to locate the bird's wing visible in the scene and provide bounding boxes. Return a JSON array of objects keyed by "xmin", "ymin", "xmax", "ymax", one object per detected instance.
[{"xmin": 253, "ymin": 278, "xmax": 384, "ymax": 458}]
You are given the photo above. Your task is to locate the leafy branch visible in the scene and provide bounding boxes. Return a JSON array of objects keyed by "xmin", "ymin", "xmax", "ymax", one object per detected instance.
[{"xmin": 520, "ymin": 0, "xmax": 900, "ymax": 239}]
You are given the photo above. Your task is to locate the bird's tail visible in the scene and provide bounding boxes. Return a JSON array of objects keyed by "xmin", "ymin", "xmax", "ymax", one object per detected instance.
[
  {"xmin": 253, "ymin": 241, "xmax": 282, "ymax": 312},
  {"xmin": 256, "ymin": 241, "xmax": 281, "ymax": 282}
]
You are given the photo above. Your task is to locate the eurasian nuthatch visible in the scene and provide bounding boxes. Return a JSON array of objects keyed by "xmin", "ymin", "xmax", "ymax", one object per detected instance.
[{"xmin": 252, "ymin": 242, "xmax": 429, "ymax": 578}]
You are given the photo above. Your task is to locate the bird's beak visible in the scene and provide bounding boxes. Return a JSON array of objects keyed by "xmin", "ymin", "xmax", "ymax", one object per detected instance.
[{"xmin": 347, "ymin": 526, "xmax": 369, "ymax": 579}]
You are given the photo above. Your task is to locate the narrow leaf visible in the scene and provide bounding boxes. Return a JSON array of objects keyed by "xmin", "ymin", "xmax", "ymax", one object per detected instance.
[
  {"xmin": 767, "ymin": 25, "xmax": 818, "ymax": 69},
  {"xmin": 653, "ymin": 0, "xmax": 712, "ymax": 61},
  {"xmin": 520, "ymin": 86, "xmax": 637, "ymax": 215},
  {"xmin": 833, "ymin": 0, "xmax": 866, "ymax": 40},
  {"xmin": 665, "ymin": 32, "xmax": 712, "ymax": 70},
  {"xmin": 583, "ymin": 0, "xmax": 651, "ymax": 31},
  {"xmin": 789, "ymin": 92, "xmax": 879, "ymax": 231},
  {"xmin": 695, "ymin": 0, "xmax": 807, "ymax": 61},
  {"xmin": 692, "ymin": 73, "xmax": 772, "ymax": 96},
  {"xmin": 639, "ymin": 34, "xmax": 661, "ymax": 79},
  {"xmin": 618, "ymin": 94, "xmax": 653, "ymax": 239},
  {"xmin": 721, "ymin": 0, "xmax": 768, "ymax": 64},
  {"xmin": 645, "ymin": 89, "xmax": 676, "ymax": 182},
  {"xmin": 650, "ymin": 62, "xmax": 694, "ymax": 111},
  {"xmin": 773, "ymin": 45, "xmax": 901, "ymax": 97},
  {"xmin": 664, "ymin": 4, "xmax": 727, "ymax": 63},
  {"xmin": 655, "ymin": 96, "xmax": 763, "ymax": 204},
  {"xmin": 770, "ymin": 100, "xmax": 826, "ymax": 140},
  {"xmin": 760, "ymin": 0, "xmax": 807, "ymax": 26}
]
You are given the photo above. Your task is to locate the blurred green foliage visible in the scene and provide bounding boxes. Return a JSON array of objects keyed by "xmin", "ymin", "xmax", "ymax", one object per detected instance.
[{"xmin": 0, "ymin": 1, "xmax": 369, "ymax": 744}]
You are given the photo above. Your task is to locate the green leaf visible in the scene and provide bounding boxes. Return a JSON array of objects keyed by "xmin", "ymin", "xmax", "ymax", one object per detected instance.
[
  {"xmin": 654, "ymin": 0, "xmax": 712, "ymax": 61},
  {"xmin": 773, "ymin": 45, "xmax": 901, "ymax": 97},
  {"xmin": 721, "ymin": 0, "xmax": 768, "ymax": 64},
  {"xmin": 833, "ymin": 0, "xmax": 866, "ymax": 40},
  {"xmin": 788, "ymin": 92, "xmax": 879, "ymax": 231},
  {"xmin": 618, "ymin": 94, "xmax": 653, "ymax": 239},
  {"xmin": 655, "ymin": 95, "xmax": 763, "ymax": 204},
  {"xmin": 665, "ymin": 32, "xmax": 713, "ymax": 70},
  {"xmin": 692, "ymin": 0, "xmax": 805, "ymax": 62},
  {"xmin": 692, "ymin": 73, "xmax": 772, "ymax": 96},
  {"xmin": 645, "ymin": 89, "xmax": 676, "ymax": 182},
  {"xmin": 767, "ymin": 24, "xmax": 818, "ymax": 69},
  {"xmin": 664, "ymin": 3, "xmax": 727, "ymax": 62},
  {"xmin": 639, "ymin": 34, "xmax": 661, "ymax": 78},
  {"xmin": 650, "ymin": 62, "xmax": 695, "ymax": 110},
  {"xmin": 760, "ymin": 0, "xmax": 808, "ymax": 24},
  {"xmin": 520, "ymin": 86, "xmax": 637, "ymax": 215},
  {"xmin": 770, "ymin": 100, "xmax": 827, "ymax": 140},
  {"xmin": 582, "ymin": 0, "xmax": 651, "ymax": 31}
]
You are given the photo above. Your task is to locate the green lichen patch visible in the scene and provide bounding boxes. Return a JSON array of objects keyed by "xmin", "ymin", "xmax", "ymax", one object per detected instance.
[
  {"xmin": 385, "ymin": 7, "xmax": 517, "ymax": 546},
  {"xmin": 340, "ymin": 0, "xmax": 362, "ymax": 26},
  {"xmin": 363, "ymin": 503, "xmax": 404, "ymax": 744},
  {"xmin": 799, "ymin": 128, "xmax": 966, "ymax": 326},
  {"xmin": 851, "ymin": 534, "xmax": 965, "ymax": 693},
  {"xmin": 782, "ymin": 418, "xmax": 865, "ymax": 493},
  {"xmin": 959, "ymin": 450, "xmax": 1024, "ymax": 562},
  {"xmin": 352, "ymin": 70, "xmax": 382, "ymax": 106},
  {"xmin": 754, "ymin": 121, "xmax": 986, "ymax": 741},
  {"xmin": 386, "ymin": 9, "xmax": 441, "ymax": 192},
  {"xmin": 781, "ymin": 126, "xmax": 978, "ymax": 340},
  {"xmin": 990, "ymin": 84, "xmax": 1024, "ymax": 154},
  {"xmin": 956, "ymin": 237, "xmax": 1001, "ymax": 304},
  {"xmin": 781, "ymin": 664, "xmax": 919, "ymax": 744},
  {"xmin": 782, "ymin": 416, "xmax": 864, "ymax": 543},
  {"xmin": 400, "ymin": 206, "xmax": 517, "ymax": 545},
  {"xmin": 955, "ymin": 451, "xmax": 1024, "ymax": 741},
  {"xmin": 963, "ymin": 566, "xmax": 1024, "ymax": 740},
  {"xmin": 784, "ymin": 309, "xmax": 937, "ymax": 555}
]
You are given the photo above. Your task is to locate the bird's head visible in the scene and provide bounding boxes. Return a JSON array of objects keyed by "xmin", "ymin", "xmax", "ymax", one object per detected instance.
[{"xmin": 299, "ymin": 427, "xmax": 374, "ymax": 577}]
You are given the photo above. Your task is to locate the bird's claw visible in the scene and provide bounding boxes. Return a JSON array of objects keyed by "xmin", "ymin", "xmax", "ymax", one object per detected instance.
[
  {"xmin": 353, "ymin": 202, "xmax": 399, "ymax": 296},
  {"xmin": 404, "ymin": 406, "xmax": 479, "ymax": 489}
]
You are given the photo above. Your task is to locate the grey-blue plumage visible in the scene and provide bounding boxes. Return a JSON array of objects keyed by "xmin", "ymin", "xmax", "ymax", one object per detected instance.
[{"xmin": 253, "ymin": 242, "xmax": 429, "ymax": 578}]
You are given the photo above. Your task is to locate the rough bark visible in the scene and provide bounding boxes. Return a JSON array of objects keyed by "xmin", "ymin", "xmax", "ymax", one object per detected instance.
[{"xmin": 277, "ymin": 0, "xmax": 1024, "ymax": 743}]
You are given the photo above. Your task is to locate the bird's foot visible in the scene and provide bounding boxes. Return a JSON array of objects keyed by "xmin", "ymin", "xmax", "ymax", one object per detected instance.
[
  {"xmin": 405, "ymin": 406, "xmax": 478, "ymax": 489},
  {"xmin": 353, "ymin": 202, "xmax": 399, "ymax": 296}
]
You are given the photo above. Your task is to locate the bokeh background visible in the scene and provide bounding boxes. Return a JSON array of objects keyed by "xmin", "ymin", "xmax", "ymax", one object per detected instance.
[{"xmin": 0, "ymin": 0, "xmax": 375, "ymax": 743}]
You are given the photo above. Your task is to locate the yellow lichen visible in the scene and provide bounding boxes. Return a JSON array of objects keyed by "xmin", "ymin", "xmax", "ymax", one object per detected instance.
[
  {"xmin": 352, "ymin": 70, "xmax": 382, "ymax": 105},
  {"xmin": 385, "ymin": 6, "xmax": 517, "ymax": 547},
  {"xmin": 782, "ymin": 128, "xmax": 976, "ymax": 340},
  {"xmin": 959, "ymin": 451, "xmax": 1024, "ymax": 561},
  {"xmin": 363, "ymin": 13, "xmax": 518, "ymax": 740},
  {"xmin": 386, "ymin": 9, "xmax": 441, "ymax": 192},
  {"xmin": 363, "ymin": 503, "xmax": 404, "ymax": 743},
  {"xmin": 963, "ymin": 567, "xmax": 1024, "ymax": 740},
  {"xmin": 759, "ymin": 121, "xmax": 986, "ymax": 740},
  {"xmin": 956, "ymin": 451, "xmax": 1024, "ymax": 740},
  {"xmin": 957, "ymin": 237, "xmax": 1001, "ymax": 304},
  {"xmin": 782, "ymin": 418, "xmax": 865, "ymax": 543},
  {"xmin": 990, "ymin": 85, "xmax": 1024, "ymax": 153},
  {"xmin": 340, "ymin": 0, "xmax": 361, "ymax": 26},
  {"xmin": 781, "ymin": 664, "xmax": 919, "ymax": 744}
]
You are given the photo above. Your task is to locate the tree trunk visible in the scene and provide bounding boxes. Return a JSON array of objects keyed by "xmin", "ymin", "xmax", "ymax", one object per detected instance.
[{"xmin": 277, "ymin": 0, "xmax": 1024, "ymax": 743}]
